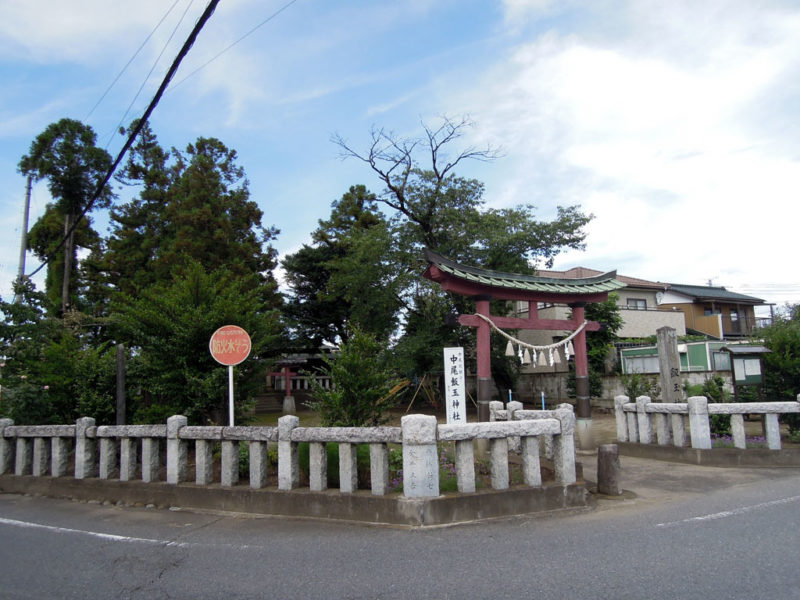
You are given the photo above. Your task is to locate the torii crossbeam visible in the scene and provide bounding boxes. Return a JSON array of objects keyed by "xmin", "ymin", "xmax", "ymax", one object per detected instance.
[{"xmin": 422, "ymin": 249, "xmax": 624, "ymax": 436}]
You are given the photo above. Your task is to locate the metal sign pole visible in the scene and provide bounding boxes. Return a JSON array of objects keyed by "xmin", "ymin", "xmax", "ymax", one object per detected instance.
[{"xmin": 228, "ymin": 365, "xmax": 235, "ymax": 427}]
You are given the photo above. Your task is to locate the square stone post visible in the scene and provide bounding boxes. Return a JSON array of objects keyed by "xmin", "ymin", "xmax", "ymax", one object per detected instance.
[
  {"xmin": 507, "ymin": 400, "xmax": 523, "ymax": 453},
  {"xmin": 51, "ymin": 437, "xmax": 70, "ymax": 477},
  {"xmin": 75, "ymin": 417, "xmax": 97, "ymax": 479},
  {"xmin": 672, "ymin": 414, "xmax": 687, "ymax": 447},
  {"xmin": 195, "ymin": 439, "xmax": 214, "ymax": 485},
  {"xmin": 15, "ymin": 438, "xmax": 32, "ymax": 475},
  {"xmin": 309, "ymin": 442, "xmax": 327, "ymax": 492},
  {"xmin": 278, "ymin": 415, "xmax": 299, "ymax": 490},
  {"xmin": 32, "ymin": 438, "xmax": 50, "ymax": 476},
  {"xmin": 765, "ymin": 413, "xmax": 781, "ymax": 450},
  {"xmin": 249, "ymin": 441, "xmax": 268, "ymax": 490},
  {"xmin": 369, "ymin": 443, "xmax": 389, "ymax": 496},
  {"xmin": 0, "ymin": 419, "xmax": 13, "ymax": 475},
  {"xmin": 731, "ymin": 414, "xmax": 746, "ymax": 449},
  {"xmin": 489, "ymin": 438, "xmax": 509, "ymax": 490},
  {"xmin": 522, "ymin": 435, "xmax": 542, "ymax": 488},
  {"xmin": 488, "ymin": 401, "xmax": 504, "ymax": 421},
  {"xmin": 614, "ymin": 395, "xmax": 629, "ymax": 442},
  {"xmin": 401, "ymin": 414, "xmax": 439, "ymax": 498},
  {"xmin": 687, "ymin": 396, "xmax": 711, "ymax": 449},
  {"xmin": 636, "ymin": 396, "xmax": 653, "ymax": 444},
  {"xmin": 99, "ymin": 438, "xmax": 119, "ymax": 479},
  {"xmin": 654, "ymin": 413, "xmax": 670, "ymax": 446},
  {"xmin": 221, "ymin": 440, "xmax": 239, "ymax": 487},
  {"xmin": 553, "ymin": 405, "xmax": 577, "ymax": 485},
  {"xmin": 625, "ymin": 410, "xmax": 639, "ymax": 443},
  {"xmin": 339, "ymin": 442, "xmax": 358, "ymax": 493},
  {"xmin": 455, "ymin": 439, "xmax": 475, "ymax": 493},
  {"xmin": 119, "ymin": 438, "xmax": 137, "ymax": 481},
  {"xmin": 166, "ymin": 415, "xmax": 188, "ymax": 484},
  {"xmin": 141, "ymin": 438, "xmax": 160, "ymax": 482}
]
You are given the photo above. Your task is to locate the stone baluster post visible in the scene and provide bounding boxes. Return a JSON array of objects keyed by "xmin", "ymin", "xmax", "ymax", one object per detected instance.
[
  {"xmin": 249, "ymin": 441, "xmax": 268, "ymax": 490},
  {"xmin": 32, "ymin": 438, "xmax": 49, "ymax": 476},
  {"xmin": 166, "ymin": 415, "xmax": 187, "ymax": 484},
  {"xmin": 99, "ymin": 437, "xmax": 119, "ymax": 479},
  {"xmin": 626, "ymin": 407, "xmax": 639, "ymax": 443},
  {"xmin": 687, "ymin": 396, "xmax": 711, "ymax": 449},
  {"xmin": 119, "ymin": 438, "xmax": 137, "ymax": 482},
  {"xmin": 15, "ymin": 438, "xmax": 32, "ymax": 475},
  {"xmin": 489, "ymin": 437, "xmax": 509, "ymax": 490},
  {"xmin": 730, "ymin": 414, "xmax": 746, "ymax": 449},
  {"xmin": 278, "ymin": 415, "xmax": 299, "ymax": 490},
  {"xmin": 52, "ymin": 436, "xmax": 70, "ymax": 477},
  {"xmin": 401, "ymin": 415, "xmax": 439, "ymax": 498},
  {"xmin": 221, "ymin": 440, "xmax": 239, "ymax": 487},
  {"xmin": 309, "ymin": 442, "xmax": 327, "ymax": 492},
  {"xmin": 614, "ymin": 395, "xmax": 629, "ymax": 442},
  {"xmin": 75, "ymin": 417, "xmax": 97, "ymax": 479},
  {"xmin": 339, "ymin": 442, "xmax": 358, "ymax": 493},
  {"xmin": 522, "ymin": 435, "xmax": 542, "ymax": 488},
  {"xmin": 552, "ymin": 404, "xmax": 577, "ymax": 485},
  {"xmin": 507, "ymin": 400, "xmax": 523, "ymax": 453},
  {"xmin": 141, "ymin": 437, "xmax": 160, "ymax": 483},
  {"xmin": 370, "ymin": 443, "xmax": 389, "ymax": 496},
  {"xmin": 195, "ymin": 439, "xmax": 214, "ymax": 485},
  {"xmin": 636, "ymin": 396, "xmax": 653, "ymax": 444},
  {"xmin": 0, "ymin": 419, "xmax": 13, "ymax": 475},
  {"xmin": 764, "ymin": 413, "xmax": 781, "ymax": 450},
  {"xmin": 455, "ymin": 439, "xmax": 476, "ymax": 493},
  {"xmin": 489, "ymin": 401, "xmax": 504, "ymax": 422}
]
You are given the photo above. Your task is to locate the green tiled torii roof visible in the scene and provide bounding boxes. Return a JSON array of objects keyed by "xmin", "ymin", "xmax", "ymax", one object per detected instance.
[{"xmin": 423, "ymin": 249, "xmax": 625, "ymax": 295}]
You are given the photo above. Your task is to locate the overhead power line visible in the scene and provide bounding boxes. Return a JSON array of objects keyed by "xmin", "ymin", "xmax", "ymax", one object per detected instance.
[
  {"xmin": 169, "ymin": 0, "xmax": 299, "ymax": 91},
  {"xmin": 85, "ymin": 0, "xmax": 183, "ymax": 122},
  {"xmin": 26, "ymin": 0, "xmax": 221, "ymax": 281}
]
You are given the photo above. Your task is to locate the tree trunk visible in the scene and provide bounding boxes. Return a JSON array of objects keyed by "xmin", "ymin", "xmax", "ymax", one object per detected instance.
[{"xmin": 61, "ymin": 212, "xmax": 74, "ymax": 314}]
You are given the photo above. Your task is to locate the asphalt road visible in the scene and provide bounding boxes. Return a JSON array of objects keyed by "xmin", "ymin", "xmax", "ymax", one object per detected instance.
[{"xmin": 2, "ymin": 464, "xmax": 800, "ymax": 599}]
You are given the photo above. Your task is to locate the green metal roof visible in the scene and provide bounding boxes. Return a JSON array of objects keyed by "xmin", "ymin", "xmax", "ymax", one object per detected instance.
[
  {"xmin": 667, "ymin": 283, "xmax": 765, "ymax": 304},
  {"xmin": 424, "ymin": 249, "xmax": 625, "ymax": 294}
]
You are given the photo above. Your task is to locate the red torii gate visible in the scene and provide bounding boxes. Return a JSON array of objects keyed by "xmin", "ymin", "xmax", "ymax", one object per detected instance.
[{"xmin": 423, "ymin": 249, "xmax": 624, "ymax": 430}]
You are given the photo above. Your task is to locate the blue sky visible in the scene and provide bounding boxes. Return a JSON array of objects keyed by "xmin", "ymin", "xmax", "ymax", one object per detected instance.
[{"xmin": 2, "ymin": 0, "xmax": 800, "ymax": 311}]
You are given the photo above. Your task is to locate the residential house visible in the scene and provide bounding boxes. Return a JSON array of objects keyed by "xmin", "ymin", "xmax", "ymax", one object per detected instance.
[{"xmin": 657, "ymin": 284, "xmax": 765, "ymax": 339}]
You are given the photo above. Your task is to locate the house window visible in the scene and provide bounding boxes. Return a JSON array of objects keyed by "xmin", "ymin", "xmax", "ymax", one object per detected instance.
[
  {"xmin": 712, "ymin": 352, "xmax": 731, "ymax": 371},
  {"xmin": 627, "ymin": 298, "xmax": 647, "ymax": 310},
  {"xmin": 704, "ymin": 306, "xmax": 721, "ymax": 316},
  {"xmin": 730, "ymin": 309, "xmax": 739, "ymax": 322}
]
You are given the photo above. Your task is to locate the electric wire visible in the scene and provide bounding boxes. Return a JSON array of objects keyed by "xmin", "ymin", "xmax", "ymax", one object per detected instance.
[
  {"xmin": 104, "ymin": 0, "xmax": 196, "ymax": 149},
  {"xmin": 168, "ymin": 0, "xmax": 299, "ymax": 92},
  {"xmin": 84, "ymin": 0, "xmax": 183, "ymax": 122},
  {"xmin": 25, "ymin": 0, "xmax": 221, "ymax": 281}
]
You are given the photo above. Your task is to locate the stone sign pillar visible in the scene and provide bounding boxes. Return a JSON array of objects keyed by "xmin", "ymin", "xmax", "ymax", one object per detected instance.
[
  {"xmin": 657, "ymin": 326, "xmax": 685, "ymax": 446},
  {"xmin": 401, "ymin": 414, "xmax": 439, "ymax": 498}
]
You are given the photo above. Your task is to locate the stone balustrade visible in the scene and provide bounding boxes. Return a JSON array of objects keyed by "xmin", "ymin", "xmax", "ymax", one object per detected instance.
[
  {"xmin": 614, "ymin": 394, "xmax": 800, "ymax": 450},
  {"xmin": 0, "ymin": 409, "xmax": 577, "ymax": 500}
]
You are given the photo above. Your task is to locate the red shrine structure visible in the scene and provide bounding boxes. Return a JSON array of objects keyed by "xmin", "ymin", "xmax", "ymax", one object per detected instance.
[{"xmin": 422, "ymin": 249, "xmax": 624, "ymax": 429}]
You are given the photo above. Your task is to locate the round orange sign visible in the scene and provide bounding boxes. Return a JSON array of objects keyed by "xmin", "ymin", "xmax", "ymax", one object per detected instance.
[{"xmin": 209, "ymin": 325, "xmax": 252, "ymax": 366}]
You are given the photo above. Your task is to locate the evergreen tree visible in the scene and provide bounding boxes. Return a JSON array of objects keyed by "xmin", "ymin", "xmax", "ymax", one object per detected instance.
[{"xmin": 18, "ymin": 119, "xmax": 113, "ymax": 314}]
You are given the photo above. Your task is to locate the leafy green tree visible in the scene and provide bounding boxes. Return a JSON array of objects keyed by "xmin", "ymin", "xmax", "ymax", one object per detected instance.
[
  {"xmin": 335, "ymin": 117, "xmax": 593, "ymax": 387},
  {"xmin": 113, "ymin": 261, "xmax": 281, "ymax": 424},
  {"xmin": 282, "ymin": 185, "xmax": 403, "ymax": 346},
  {"xmin": 103, "ymin": 128, "xmax": 280, "ymax": 306},
  {"xmin": 760, "ymin": 304, "xmax": 800, "ymax": 433},
  {"xmin": 18, "ymin": 118, "xmax": 113, "ymax": 314},
  {"xmin": 567, "ymin": 293, "xmax": 623, "ymax": 398},
  {"xmin": 308, "ymin": 328, "xmax": 400, "ymax": 426},
  {"xmin": 0, "ymin": 280, "xmax": 117, "ymax": 424}
]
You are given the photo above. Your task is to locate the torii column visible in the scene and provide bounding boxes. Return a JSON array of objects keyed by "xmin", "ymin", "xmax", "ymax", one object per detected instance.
[{"xmin": 570, "ymin": 302, "xmax": 594, "ymax": 447}]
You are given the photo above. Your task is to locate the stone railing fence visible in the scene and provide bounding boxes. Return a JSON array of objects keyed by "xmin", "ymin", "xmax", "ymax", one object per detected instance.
[
  {"xmin": 614, "ymin": 394, "xmax": 800, "ymax": 451},
  {"xmin": 0, "ymin": 408, "xmax": 577, "ymax": 499}
]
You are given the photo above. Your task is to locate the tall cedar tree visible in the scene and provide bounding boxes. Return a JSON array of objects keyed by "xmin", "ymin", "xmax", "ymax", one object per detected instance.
[
  {"xmin": 103, "ymin": 126, "xmax": 280, "ymax": 307},
  {"xmin": 18, "ymin": 119, "xmax": 113, "ymax": 314}
]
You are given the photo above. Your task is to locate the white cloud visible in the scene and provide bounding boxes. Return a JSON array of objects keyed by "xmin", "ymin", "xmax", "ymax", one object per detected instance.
[{"xmin": 445, "ymin": 1, "xmax": 800, "ymax": 303}]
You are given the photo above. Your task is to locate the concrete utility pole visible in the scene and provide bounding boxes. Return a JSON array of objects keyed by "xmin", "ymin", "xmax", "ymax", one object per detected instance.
[{"xmin": 13, "ymin": 175, "xmax": 32, "ymax": 303}]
